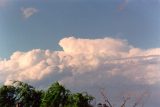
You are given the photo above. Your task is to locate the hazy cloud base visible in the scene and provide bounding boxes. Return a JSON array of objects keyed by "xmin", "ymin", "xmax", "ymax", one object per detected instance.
[{"xmin": 0, "ymin": 37, "xmax": 160, "ymax": 106}]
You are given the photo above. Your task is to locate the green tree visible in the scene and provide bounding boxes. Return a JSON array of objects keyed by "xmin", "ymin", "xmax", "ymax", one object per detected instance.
[
  {"xmin": 0, "ymin": 85, "xmax": 16, "ymax": 107},
  {"xmin": 13, "ymin": 81, "xmax": 43, "ymax": 107},
  {"xmin": 41, "ymin": 82, "xmax": 70, "ymax": 107},
  {"xmin": 66, "ymin": 92, "xmax": 94, "ymax": 107},
  {"xmin": 41, "ymin": 82, "xmax": 94, "ymax": 107},
  {"xmin": 0, "ymin": 81, "xmax": 94, "ymax": 107}
]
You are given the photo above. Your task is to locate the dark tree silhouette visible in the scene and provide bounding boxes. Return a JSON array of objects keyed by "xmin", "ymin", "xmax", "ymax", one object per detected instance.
[
  {"xmin": 0, "ymin": 85, "xmax": 16, "ymax": 107},
  {"xmin": 40, "ymin": 82, "xmax": 70, "ymax": 107},
  {"xmin": 12, "ymin": 81, "xmax": 43, "ymax": 107},
  {"xmin": 40, "ymin": 82, "xmax": 94, "ymax": 107}
]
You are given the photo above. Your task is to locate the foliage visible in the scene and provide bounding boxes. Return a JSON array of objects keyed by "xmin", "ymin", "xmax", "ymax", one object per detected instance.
[
  {"xmin": 0, "ymin": 81, "xmax": 94, "ymax": 107},
  {"xmin": 0, "ymin": 85, "xmax": 16, "ymax": 107},
  {"xmin": 40, "ymin": 82, "xmax": 70, "ymax": 107},
  {"xmin": 41, "ymin": 82, "xmax": 94, "ymax": 107},
  {"xmin": 12, "ymin": 81, "xmax": 43, "ymax": 107},
  {"xmin": 0, "ymin": 80, "xmax": 150, "ymax": 107},
  {"xmin": 66, "ymin": 92, "xmax": 94, "ymax": 107}
]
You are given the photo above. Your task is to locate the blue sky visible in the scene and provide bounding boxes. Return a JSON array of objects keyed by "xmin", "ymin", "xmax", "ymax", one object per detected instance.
[
  {"xmin": 1, "ymin": 0, "xmax": 160, "ymax": 58},
  {"xmin": 1, "ymin": 1, "xmax": 160, "ymax": 106}
]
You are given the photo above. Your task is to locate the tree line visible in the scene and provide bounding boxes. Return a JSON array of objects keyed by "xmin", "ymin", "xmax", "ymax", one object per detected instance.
[
  {"xmin": 0, "ymin": 80, "xmax": 150, "ymax": 107},
  {"xmin": 0, "ymin": 81, "xmax": 94, "ymax": 107}
]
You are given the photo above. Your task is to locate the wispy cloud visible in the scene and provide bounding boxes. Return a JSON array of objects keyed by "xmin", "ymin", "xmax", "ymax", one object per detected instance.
[{"xmin": 21, "ymin": 7, "xmax": 38, "ymax": 19}]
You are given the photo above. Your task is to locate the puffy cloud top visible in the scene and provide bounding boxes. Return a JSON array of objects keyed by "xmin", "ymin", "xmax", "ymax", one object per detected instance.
[
  {"xmin": 0, "ymin": 37, "xmax": 160, "ymax": 101},
  {"xmin": 59, "ymin": 37, "xmax": 131, "ymax": 57}
]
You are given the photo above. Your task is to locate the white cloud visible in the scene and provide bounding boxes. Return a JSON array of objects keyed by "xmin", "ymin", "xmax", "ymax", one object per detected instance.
[
  {"xmin": 0, "ymin": 37, "xmax": 159, "ymax": 85},
  {"xmin": 21, "ymin": 7, "xmax": 38, "ymax": 19},
  {"xmin": 0, "ymin": 37, "xmax": 160, "ymax": 105}
]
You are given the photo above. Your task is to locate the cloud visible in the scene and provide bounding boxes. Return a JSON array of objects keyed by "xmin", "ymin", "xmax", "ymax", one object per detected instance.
[
  {"xmin": 21, "ymin": 7, "xmax": 38, "ymax": 19},
  {"xmin": 0, "ymin": 37, "xmax": 160, "ymax": 86},
  {"xmin": 0, "ymin": 37, "xmax": 160, "ymax": 105}
]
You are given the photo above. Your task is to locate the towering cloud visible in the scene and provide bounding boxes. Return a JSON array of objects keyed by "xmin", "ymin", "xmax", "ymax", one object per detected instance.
[{"xmin": 0, "ymin": 37, "xmax": 160, "ymax": 104}]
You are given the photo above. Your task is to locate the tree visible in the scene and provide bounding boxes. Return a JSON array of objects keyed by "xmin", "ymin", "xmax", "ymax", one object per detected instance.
[
  {"xmin": 41, "ymin": 82, "xmax": 70, "ymax": 107},
  {"xmin": 99, "ymin": 89, "xmax": 150, "ymax": 107},
  {"xmin": 67, "ymin": 92, "xmax": 94, "ymax": 107},
  {"xmin": 0, "ymin": 81, "xmax": 94, "ymax": 107},
  {"xmin": 13, "ymin": 81, "xmax": 43, "ymax": 107},
  {"xmin": 0, "ymin": 85, "xmax": 16, "ymax": 107},
  {"xmin": 41, "ymin": 82, "xmax": 94, "ymax": 107}
]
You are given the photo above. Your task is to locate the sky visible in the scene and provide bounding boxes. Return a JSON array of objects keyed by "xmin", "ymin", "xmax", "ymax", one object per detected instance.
[{"xmin": 0, "ymin": 0, "xmax": 160, "ymax": 106}]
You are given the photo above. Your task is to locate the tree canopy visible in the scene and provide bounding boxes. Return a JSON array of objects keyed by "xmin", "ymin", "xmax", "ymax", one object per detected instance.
[{"xmin": 0, "ymin": 81, "xmax": 94, "ymax": 107}]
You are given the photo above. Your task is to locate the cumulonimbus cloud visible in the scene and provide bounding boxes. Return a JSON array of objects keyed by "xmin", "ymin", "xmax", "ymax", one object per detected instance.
[
  {"xmin": 0, "ymin": 37, "xmax": 160, "ymax": 102},
  {"xmin": 21, "ymin": 7, "xmax": 38, "ymax": 19}
]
